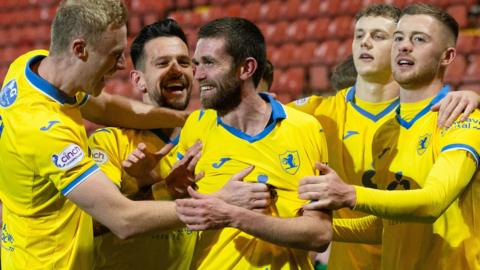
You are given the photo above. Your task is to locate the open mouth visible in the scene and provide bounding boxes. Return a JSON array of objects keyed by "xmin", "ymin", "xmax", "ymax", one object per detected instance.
[
  {"xmin": 200, "ymin": 85, "xmax": 215, "ymax": 92},
  {"xmin": 396, "ymin": 58, "xmax": 414, "ymax": 67},
  {"xmin": 163, "ymin": 80, "xmax": 187, "ymax": 93}
]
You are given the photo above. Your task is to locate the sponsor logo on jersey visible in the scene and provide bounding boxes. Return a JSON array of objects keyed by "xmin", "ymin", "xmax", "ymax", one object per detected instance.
[
  {"xmin": 0, "ymin": 79, "xmax": 18, "ymax": 108},
  {"xmin": 51, "ymin": 144, "xmax": 84, "ymax": 169},
  {"xmin": 40, "ymin": 120, "xmax": 60, "ymax": 131},
  {"xmin": 416, "ymin": 133, "xmax": 431, "ymax": 155},
  {"xmin": 2, "ymin": 223, "xmax": 15, "ymax": 252},
  {"xmin": 91, "ymin": 148, "xmax": 108, "ymax": 164},
  {"xmin": 212, "ymin": 157, "xmax": 231, "ymax": 168},
  {"xmin": 279, "ymin": 150, "xmax": 300, "ymax": 175}
]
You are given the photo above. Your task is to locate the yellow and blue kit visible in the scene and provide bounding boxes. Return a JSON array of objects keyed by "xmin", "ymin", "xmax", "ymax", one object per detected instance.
[
  {"xmin": 176, "ymin": 93, "xmax": 328, "ymax": 270},
  {"xmin": 288, "ymin": 86, "xmax": 400, "ymax": 270},
  {"xmin": 345, "ymin": 85, "xmax": 480, "ymax": 270},
  {"xmin": 0, "ymin": 50, "xmax": 97, "ymax": 269},
  {"xmin": 88, "ymin": 127, "xmax": 196, "ymax": 270}
]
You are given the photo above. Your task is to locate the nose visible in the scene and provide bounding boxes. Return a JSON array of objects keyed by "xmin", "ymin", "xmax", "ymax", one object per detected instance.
[
  {"xmin": 194, "ymin": 65, "xmax": 206, "ymax": 81},
  {"xmin": 167, "ymin": 61, "xmax": 182, "ymax": 76},
  {"xmin": 360, "ymin": 35, "xmax": 372, "ymax": 49},
  {"xmin": 396, "ymin": 39, "xmax": 412, "ymax": 54}
]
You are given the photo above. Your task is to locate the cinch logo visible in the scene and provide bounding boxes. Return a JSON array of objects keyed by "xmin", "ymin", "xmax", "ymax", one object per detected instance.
[
  {"xmin": 2, "ymin": 223, "xmax": 15, "ymax": 252},
  {"xmin": 91, "ymin": 148, "xmax": 108, "ymax": 164},
  {"xmin": 279, "ymin": 150, "xmax": 300, "ymax": 175},
  {"xmin": 0, "ymin": 79, "xmax": 18, "ymax": 108},
  {"xmin": 51, "ymin": 144, "xmax": 84, "ymax": 170}
]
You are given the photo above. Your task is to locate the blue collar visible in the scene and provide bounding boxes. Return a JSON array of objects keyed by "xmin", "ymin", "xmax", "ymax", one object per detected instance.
[
  {"xmin": 217, "ymin": 92, "xmax": 286, "ymax": 143},
  {"xmin": 25, "ymin": 55, "xmax": 78, "ymax": 105},
  {"xmin": 345, "ymin": 85, "xmax": 400, "ymax": 122},
  {"xmin": 396, "ymin": 84, "xmax": 450, "ymax": 129}
]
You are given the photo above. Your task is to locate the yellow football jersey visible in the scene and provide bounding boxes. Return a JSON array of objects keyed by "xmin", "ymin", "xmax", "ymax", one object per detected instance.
[
  {"xmin": 349, "ymin": 85, "xmax": 480, "ymax": 270},
  {"xmin": 0, "ymin": 50, "xmax": 97, "ymax": 269},
  {"xmin": 176, "ymin": 94, "xmax": 328, "ymax": 270},
  {"xmin": 288, "ymin": 86, "xmax": 399, "ymax": 270},
  {"xmin": 88, "ymin": 127, "xmax": 196, "ymax": 270}
]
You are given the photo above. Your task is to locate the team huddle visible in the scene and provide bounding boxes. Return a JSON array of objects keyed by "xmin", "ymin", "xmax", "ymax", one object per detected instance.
[{"xmin": 0, "ymin": 0, "xmax": 479, "ymax": 270}]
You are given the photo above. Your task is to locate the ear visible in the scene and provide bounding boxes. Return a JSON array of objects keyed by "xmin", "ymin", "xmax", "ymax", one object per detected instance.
[
  {"xmin": 440, "ymin": 47, "xmax": 456, "ymax": 67},
  {"xmin": 130, "ymin": 70, "xmax": 147, "ymax": 93},
  {"xmin": 239, "ymin": 57, "xmax": 258, "ymax": 81},
  {"xmin": 71, "ymin": 38, "xmax": 88, "ymax": 61}
]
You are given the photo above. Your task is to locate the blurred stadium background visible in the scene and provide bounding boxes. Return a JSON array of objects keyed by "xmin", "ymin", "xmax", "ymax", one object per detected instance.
[{"xmin": 0, "ymin": 0, "xmax": 478, "ymax": 133}]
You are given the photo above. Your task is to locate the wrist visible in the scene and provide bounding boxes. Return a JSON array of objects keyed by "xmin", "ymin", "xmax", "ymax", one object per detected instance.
[{"xmin": 346, "ymin": 185, "xmax": 357, "ymax": 209}]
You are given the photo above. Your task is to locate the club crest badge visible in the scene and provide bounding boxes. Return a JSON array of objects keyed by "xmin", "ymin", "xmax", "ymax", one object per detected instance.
[{"xmin": 279, "ymin": 150, "xmax": 300, "ymax": 175}]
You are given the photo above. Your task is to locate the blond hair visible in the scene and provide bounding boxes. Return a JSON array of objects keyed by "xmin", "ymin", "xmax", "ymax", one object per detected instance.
[{"xmin": 50, "ymin": 0, "xmax": 128, "ymax": 55}]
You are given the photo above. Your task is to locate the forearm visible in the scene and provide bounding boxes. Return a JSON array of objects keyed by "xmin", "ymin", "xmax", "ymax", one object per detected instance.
[
  {"xmin": 81, "ymin": 92, "xmax": 187, "ymax": 128},
  {"xmin": 68, "ymin": 172, "xmax": 184, "ymax": 239},
  {"xmin": 354, "ymin": 151, "xmax": 476, "ymax": 222},
  {"xmin": 230, "ymin": 207, "xmax": 332, "ymax": 252},
  {"xmin": 333, "ymin": 215, "xmax": 382, "ymax": 244}
]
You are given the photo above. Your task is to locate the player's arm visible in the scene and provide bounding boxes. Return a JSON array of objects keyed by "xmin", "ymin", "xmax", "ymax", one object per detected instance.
[
  {"xmin": 333, "ymin": 215, "xmax": 382, "ymax": 244},
  {"xmin": 176, "ymin": 187, "xmax": 332, "ymax": 252},
  {"xmin": 80, "ymin": 91, "xmax": 188, "ymax": 129},
  {"xmin": 67, "ymin": 170, "xmax": 183, "ymax": 240},
  {"xmin": 299, "ymin": 150, "xmax": 477, "ymax": 223}
]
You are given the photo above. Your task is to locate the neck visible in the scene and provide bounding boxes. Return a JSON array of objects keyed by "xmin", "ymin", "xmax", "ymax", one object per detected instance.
[
  {"xmin": 399, "ymin": 78, "xmax": 444, "ymax": 103},
  {"xmin": 355, "ymin": 75, "xmax": 399, "ymax": 103},
  {"xmin": 219, "ymin": 89, "xmax": 272, "ymax": 136},
  {"xmin": 37, "ymin": 56, "xmax": 79, "ymax": 97}
]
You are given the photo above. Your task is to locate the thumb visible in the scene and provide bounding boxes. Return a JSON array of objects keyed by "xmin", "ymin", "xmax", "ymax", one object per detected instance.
[
  {"xmin": 187, "ymin": 186, "xmax": 209, "ymax": 199},
  {"xmin": 430, "ymin": 102, "xmax": 440, "ymax": 112},
  {"xmin": 155, "ymin": 143, "xmax": 174, "ymax": 158},
  {"xmin": 315, "ymin": 162, "xmax": 333, "ymax": 175},
  {"xmin": 229, "ymin": 165, "xmax": 254, "ymax": 182}
]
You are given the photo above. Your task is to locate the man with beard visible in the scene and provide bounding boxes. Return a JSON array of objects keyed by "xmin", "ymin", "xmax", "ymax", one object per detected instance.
[
  {"xmin": 297, "ymin": 4, "xmax": 480, "ymax": 270},
  {"xmin": 174, "ymin": 17, "xmax": 332, "ymax": 270},
  {"xmin": 88, "ymin": 19, "xmax": 271, "ymax": 270}
]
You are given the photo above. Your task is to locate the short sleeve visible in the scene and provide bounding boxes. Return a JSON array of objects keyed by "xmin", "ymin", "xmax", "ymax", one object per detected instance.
[{"xmin": 286, "ymin": 95, "xmax": 324, "ymax": 116}]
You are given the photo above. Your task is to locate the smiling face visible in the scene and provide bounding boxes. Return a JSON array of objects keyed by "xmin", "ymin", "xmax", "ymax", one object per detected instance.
[
  {"xmin": 137, "ymin": 36, "xmax": 193, "ymax": 110},
  {"xmin": 391, "ymin": 14, "xmax": 453, "ymax": 89},
  {"xmin": 84, "ymin": 24, "xmax": 127, "ymax": 96},
  {"xmin": 192, "ymin": 37, "xmax": 241, "ymax": 111},
  {"xmin": 352, "ymin": 16, "xmax": 397, "ymax": 80}
]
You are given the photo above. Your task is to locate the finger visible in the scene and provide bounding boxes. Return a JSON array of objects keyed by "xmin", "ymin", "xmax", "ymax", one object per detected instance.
[
  {"xmin": 252, "ymin": 199, "xmax": 269, "ymax": 209},
  {"xmin": 430, "ymin": 102, "xmax": 441, "ymax": 112},
  {"xmin": 229, "ymin": 165, "xmax": 255, "ymax": 182},
  {"xmin": 194, "ymin": 171, "xmax": 205, "ymax": 182},
  {"xmin": 126, "ymin": 154, "xmax": 139, "ymax": 164},
  {"xmin": 175, "ymin": 198, "xmax": 200, "ymax": 208},
  {"xmin": 298, "ymin": 191, "xmax": 322, "ymax": 201},
  {"xmin": 248, "ymin": 183, "xmax": 269, "ymax": 192},
  {"xmin": 155, "ymin": 143, "xmax": 174, "ymax": 158},
  {"xmin": 299, "ymin": 176, "xmax": 325, "ymax": 186},
  {"xmin": 184, "ymin": 141, "xmax": 203, "ymax": 157},
  {"xmin": 187, "ymin": 186, "xmax": 209, "ymax": 199},
  {"xmin": 444, "ymin": 99, "xmax": 467, "ymax": 128},
  {"xmin": 137, "ymin": 142, "xmax": 147, "ymax": 151},
  {"xmin": 253, "ymin": 192, "xmax": 271, "ymax": 200},
  {"xmin": 438, "ymin": 98, "xmax": 458, "ymax": 128},
  {"xmin": 132, "ymin": 148, "xmax": 146, "ymax": 159},
  {"xmin": 461, "ymin": 102, "xmax": 475, "ymax": 122},
  {"xmin": 302, "ymin": 200, "xmax": 328, "ymax": 211},
  {"xmin": 186, "ymin": 151, "xmax": 202, "ymax": 172},
  {"xmin": 121, "ymin": 160, "xmax": 132, "ymax": 168},
  {"xmin": 186, "ymin": 224, "xmax": 208, "ymax": 231},
  {"xmin": 315, "ymin": 162, "xmax": 333, "ymax": 175}
]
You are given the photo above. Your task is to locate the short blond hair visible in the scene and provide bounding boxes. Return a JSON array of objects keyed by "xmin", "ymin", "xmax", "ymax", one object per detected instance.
[{"xmin": 50, "ymin": 0, "xmax": 128, "ymax": 55}]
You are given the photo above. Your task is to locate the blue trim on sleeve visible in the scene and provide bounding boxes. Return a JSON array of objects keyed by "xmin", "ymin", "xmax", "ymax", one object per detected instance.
[
  {"xmin": 25, "ymin": 55, "xmax": 78, "ymax": 105},
  {"xmin": 216, "ymin": 93, "xmax": 287, "ymax": 143},
  {"xmin": 441, "ymin": 143, "xmax": 480, "ymax": 166},
  {"xmin": 177, "ymin": 152, "xmax": 184, "ymax": 160},
  {"xmin": 396, "ymin": 85, "xmax": 450, "ymax": 129},
  {"xmin": 61, "ymin": 164, "xmax": 99, "ymax": 195},
  {"xmin": 345, "ymin": 85, "xmax": 400, "ymax": 122}
]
